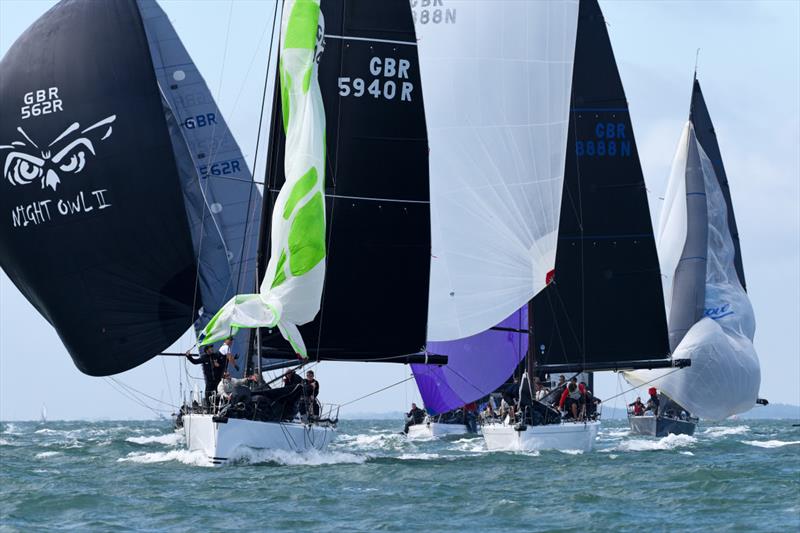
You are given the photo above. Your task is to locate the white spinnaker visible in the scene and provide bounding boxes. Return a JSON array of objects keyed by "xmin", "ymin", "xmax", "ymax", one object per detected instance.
[
  {"xmin": 414, "ymin": 0, "xmax": 580, "ymax": 341},
  {"xmin": 626, "ymin": 124, "xmax": 759, "ymax": 419},
  {"xmin": 200, "ymin": 0, "xmax": 326, "ymax": 357}
]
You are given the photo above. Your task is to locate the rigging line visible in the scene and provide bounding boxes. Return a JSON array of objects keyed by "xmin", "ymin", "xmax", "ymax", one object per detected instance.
[
  {"xmin": 236, "ymin": 0, "xmax": 281, "ymax": 294},
  {"xmin": 599, "ymin": 367, "xmax": 684, "ymax": 404},
  {"xmin": 102, "ymin": 378, "xmax": 170, "ymax": 417},
  {"xmin": 340, "ymin": 376, "xmax": 415, "ymax": 407},
  {"xmin": 108, "ymin": 376, "xmax": 179, "ymax": 409}
]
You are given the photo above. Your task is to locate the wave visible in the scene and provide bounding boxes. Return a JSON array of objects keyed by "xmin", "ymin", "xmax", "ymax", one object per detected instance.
[
  {"xmin": 449, "ymin": 437, "xmax": 486, "ymax": 453},
  {"xmin": 334, "ymin": 432, "xmax": 406, "ymax": 451},
  {"xmin": 228, "ymin": 447, "xmax": 366, "ymax": 466},
  {"xmin": 741, "ymin": 440, "xmax": 800, "ymax": 449},
  {"xmin": 397, "ymin": 452, "xmax": 441, "ymax": 461},
  {"xmin": 35, "ymin": 451, "xmax": 61, "ymax": 459},
  {"xmin": 118, "ymin": 449, "xmax": 211, "ymax": 467},
  {"xmin": 604, "ymin": 429, "xmax": 631, "ymax": 438},
  {"xmin": 0, "ymin": 438, "xmax": 10, "ymax": 446},
  {"xmin": 126, "ymin": 433, "xmax": 183, "ymax": 446},
  {"xmin": 616, "ymin": 433, "xmax": 697, "ymax": 452},
  {"xmin": 702, "ymin": 425, "xmax": 749, "ymax": 438},
  {"xmin": 559, "ymin": 449, "xmax": 584, "ymax": 455}
]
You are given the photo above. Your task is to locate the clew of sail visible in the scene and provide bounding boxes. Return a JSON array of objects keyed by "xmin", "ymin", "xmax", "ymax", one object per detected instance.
[
  {"xmin": 200, "ymin": 0, "xmax": 326, "ymax": 358},
  {"xmin": 625, "ymin": 115, "xmax": 759, "ymax": 419}
]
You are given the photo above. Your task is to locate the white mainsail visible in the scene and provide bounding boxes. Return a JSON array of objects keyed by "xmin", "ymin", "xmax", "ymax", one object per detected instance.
[
  {"xmin": 626, "ymin": 122, "xmax": 759, "ymax": 419},
  {"xmin": 414, "ymin": 0, "xmax": 580, "ymax": 341},
  {"xmin": 200, "ymin": 0, "xmax": 326, "ymax": 357}
]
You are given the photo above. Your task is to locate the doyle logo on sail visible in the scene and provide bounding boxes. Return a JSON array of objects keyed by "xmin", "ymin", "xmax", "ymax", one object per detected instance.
[
  {"xmin": 704, "ymin": 303, "xmax": 734, "ymax": 320},
  {"xmin": 1, "ymin": 90, "xmax": 116, "ymax": 192}
]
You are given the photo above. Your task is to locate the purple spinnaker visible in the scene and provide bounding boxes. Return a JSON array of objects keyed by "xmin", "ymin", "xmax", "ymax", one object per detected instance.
[{"xmin": 412, "ymin": 307, "xmax": 528, "ymax": 414}]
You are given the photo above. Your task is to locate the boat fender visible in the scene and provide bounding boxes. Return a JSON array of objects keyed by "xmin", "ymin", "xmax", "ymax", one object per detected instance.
[
  {"xmin": 514, "ymin": 423, "xmax": 527, "ymax": 432},
  {"xmin": 212, "ymin": 415, "xmax": 228, "ymax": 424}
]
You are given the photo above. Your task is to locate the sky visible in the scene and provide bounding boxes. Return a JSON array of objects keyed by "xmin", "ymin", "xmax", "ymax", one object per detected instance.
[{"xmin": 1, "ymin": 0, "xmax": 798, "ymax": 420}]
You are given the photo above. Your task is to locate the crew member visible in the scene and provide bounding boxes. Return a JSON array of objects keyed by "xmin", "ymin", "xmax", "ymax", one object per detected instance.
[
  {"xmin": 559, "ymin": 382, "xmax": 581, "ymax": 420},
  {"xmin": 629, "ymin": 397, "xmax": 645, "ymax": 416},
  {"xmin": 303, "ymin": 370, "xmax": 321, "ymax": 418},
  {"xmin": 645, "ymin": 387, "xmax": 660, "ymax": 415},
  {"xmin": 186, "ymin": 346, "xmax": 225, "ymax": 407},
  {"xmin": 404, "ymin": 403, "xmax": 426, "ymax": 434},
  {"xmin": 219, "ymin": 336, "xmax": 239, "ymax": 372}
]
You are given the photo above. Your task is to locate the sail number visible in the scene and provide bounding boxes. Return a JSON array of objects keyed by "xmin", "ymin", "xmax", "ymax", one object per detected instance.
[
  {"xmin": 576, "ymin": 122, "xmax": 632, "ymax": 158},
  {"xmin": 21, "ymin": 87, "xmax": 63, "ymax": 120},
  {"xmin": 337, "ymin": 57, "xmax": 414, "ymax": 102}
]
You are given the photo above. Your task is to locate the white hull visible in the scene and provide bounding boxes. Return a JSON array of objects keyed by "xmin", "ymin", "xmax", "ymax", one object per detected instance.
[
  {"xmin": 183, "ymin": 414, "xmax": 336, "ymax": 465},
  {"xmin": 482, "ymin": 421, "xmax": 600, "ymax": 453},
  {"xmin": 407, "ymin": 422, "xmax": 478, "ymax": 440}
]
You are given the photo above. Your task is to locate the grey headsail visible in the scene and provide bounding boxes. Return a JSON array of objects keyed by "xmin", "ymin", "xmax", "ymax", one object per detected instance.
[
  {"xmin": 530, "ymin": 0, "xmax": 671, "ymax": 373},
  {"xmin": 0, "ymin": 0, "xmax": 201, "ymax": 375},
  {"xmin": 137, "ymin": 0, "xmax": 263, "ymax": 337},
  {"xmin": 666, "ymin": 130, "xmax": 708, "ymax": 351}
]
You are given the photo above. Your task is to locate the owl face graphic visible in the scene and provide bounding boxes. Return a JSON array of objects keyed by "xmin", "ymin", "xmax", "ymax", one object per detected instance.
[{"xmin": 0, "ymin": 115, "xmax": 116, "ymax": 192}]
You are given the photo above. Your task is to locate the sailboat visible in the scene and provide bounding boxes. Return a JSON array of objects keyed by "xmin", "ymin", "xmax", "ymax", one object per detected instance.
[
  {"xmin": 179, "ymin": 0, "xmax": 450, "ymax": 463},
  {"xmin": 40, "ymin": 404, "xmax": 47, "ymax": 425},
  {"xmin": 406, "ymin": 0, "xmax": 581, "ymax": 439},
  {"xmin": 432, "ymin": 0, "xmax": 686, "ymax": 453},
  {"xmin": 624, "ymin": 77, "xmax": 760, "ymax": 433}
]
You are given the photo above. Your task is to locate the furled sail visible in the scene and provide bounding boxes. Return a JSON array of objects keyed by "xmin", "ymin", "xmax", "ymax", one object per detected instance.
[
  {"xmin": 417, "ymin": 0, "xmax": 580, "ymax": 342},
  {"xmin": 200, "ymin": 0, "xmax": 327, "ymax": 357},
  {"xmin": 531, "ymin": 0, "xmax": 671, "ymax": 373},
  {"xmin": 0, "ymin": 0, "xmax": 201, "ymax": 375},
  {"xmin": 413, "ymin": 307, "xmax": 528, "ymax": 415},
  {"xmin": 253, "ymin": 0, "xmax": 431, "ymax": 362},
  {"xmin": 138, "ymin": 0, "xmax": 263, "ymax": 331},
  {"xmin": 625, "ymin": 80, "xmax": 759, "ymax": 419}
]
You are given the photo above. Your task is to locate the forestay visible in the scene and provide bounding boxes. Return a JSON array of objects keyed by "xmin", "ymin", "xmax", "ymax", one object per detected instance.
[{"xmin": 415, "ymin": 0, "xmax": 580, "ymax": 341}]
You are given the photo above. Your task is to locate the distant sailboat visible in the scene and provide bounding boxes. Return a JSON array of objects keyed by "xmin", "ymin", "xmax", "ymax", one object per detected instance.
[
  {"xmin": 40, "ymin": 404, "xmax": 47, "ymax": 425},
  {"xmin": 625, "ymin": 76, "xmax": 760, "ymax": 426}
]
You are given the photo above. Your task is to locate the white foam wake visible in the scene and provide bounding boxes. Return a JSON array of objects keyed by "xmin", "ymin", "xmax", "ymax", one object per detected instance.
[
  {"xmin": 118, "ymin": 449, "xmax": 211, "ymax": 467},
  {"xmin": 616, "ymin": 433, "xmax": 697, "ymax": 452},
  {"xmin": 126, "ymin": 433, "xmax": 183, "ymax": 446},
  {"xmin": 228, "ymin": 447, "xmax": 366, "ymax": 466},
  {"xmin": 741, "ymin": 440, "xmax": 800, "ymax": 449},
  {"xmin": 702, "ymin": 425, "xmax": 749, "ymax": 438},
  {"xmin": 397, "ymin": 452, "xmax": 441, "ymax": 461}
]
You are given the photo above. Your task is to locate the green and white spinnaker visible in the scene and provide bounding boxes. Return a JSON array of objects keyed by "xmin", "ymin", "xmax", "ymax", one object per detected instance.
[{"xmin": 200, "ymin": 0, "xmax": 326, "ymax": 358}]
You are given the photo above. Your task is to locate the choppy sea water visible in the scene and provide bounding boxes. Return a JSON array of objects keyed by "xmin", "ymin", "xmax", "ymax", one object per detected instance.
[{"xmin": 1, "ymin": 419, "xmax": 798, "ymax": 532}]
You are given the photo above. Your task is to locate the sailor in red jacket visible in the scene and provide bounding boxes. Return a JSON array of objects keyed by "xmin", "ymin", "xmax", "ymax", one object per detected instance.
[{"xmin": 559, "ymin": 382, "xmax": 583, "ymax": 419}]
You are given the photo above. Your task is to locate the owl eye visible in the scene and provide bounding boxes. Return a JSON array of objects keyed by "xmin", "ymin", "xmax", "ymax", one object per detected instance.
[
  {"xmin": 59, "ymin": 151, "xmax": 86, "ymax": 174},
  {"xmin": 4, "ymin": 154, "xmax": 44, "ymax": 186}
]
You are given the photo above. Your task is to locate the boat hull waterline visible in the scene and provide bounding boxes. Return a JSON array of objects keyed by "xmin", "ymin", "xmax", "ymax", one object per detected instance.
[
  {"xmin": 482, "ymin": 421, "xmax": 600, "ymax": 453},
  {"xmin": 183, "ymin": 414, "xmax": 336, "ymax": 466},
  {"xmin": 628, "ymin": 415, "xmax": 697, "ymax": 437},
  {"xmin": 407, "ymin": 422, "xmax": 478, "ymax": 440}
]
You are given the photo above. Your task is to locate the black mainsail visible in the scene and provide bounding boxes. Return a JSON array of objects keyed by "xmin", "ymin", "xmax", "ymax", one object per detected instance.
[
  {"xmin": 257, "ymin": 0, "xmax": 431, "ymax": 363},
  {"xmin": 531, "ymin": 0, "xmax": 672, "ymax": 374}
]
